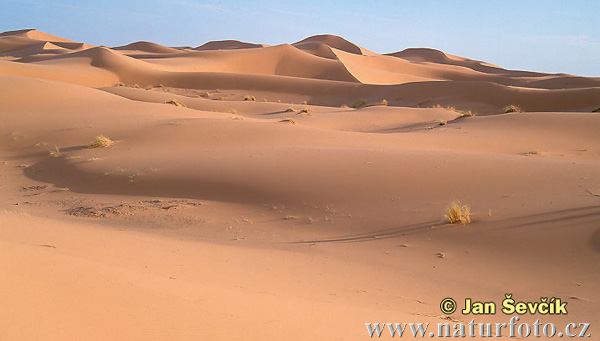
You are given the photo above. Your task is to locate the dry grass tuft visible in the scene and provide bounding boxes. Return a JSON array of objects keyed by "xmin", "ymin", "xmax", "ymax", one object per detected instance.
[
  {"xmin": 301, "ymin": 100, "xmax": 308, "ymax": 105},
  {"xmin": 299, "ymin": 108, "xmax": 312, "ymax": 116},
  {"xmin": 433, "ymin": 104, "xmax": 475, "ymax": 117},
  {"xmin": 243, "ymin": 95, "xmax": 256, "ymax": 101},
  {"xmin": 437, "ymin": 119, "xmax": 447, "ymax": 126},
  {"xmin": 284, "ymin": 107, "xmax": 295, "ymax": 113},
  {"xmin": 280, "ymin": 118, "xmax": 297, "ymax": 124},
  {"xmin": 352, "ymin": 99, "xmax": 389, "ymax": 109},
  {"xmin": 445, "ymin": 201, "xmax": 471, "ymax": 225},
  {"xmin": 165, "ymin": 99, "xmax": 186, "ymax": 107},
  {"xmin": 89, "ymin": 135, "xmax": 114, "ymax": 148},
  {"xmin": 115, "ymin": 82, "xmax": 125, "ymax": 87},
  {"xmin": 341, "ymin": 104, "xmax": 349, "ymax": 108},
  {"xmin": 49, "ymin": 145, "xmax": 60, "ymax": 157},
  {"xmin": 230, "ymin": 109, "xmax": 243, "ymax": 120},
  {"xmin": 503, "ymin": 105, "xmax": 522, "ymax": 113}
]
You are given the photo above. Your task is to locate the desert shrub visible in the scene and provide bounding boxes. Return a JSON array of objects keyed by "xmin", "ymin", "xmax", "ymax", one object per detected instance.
[
  {"xmin": 299, "ymin": 108, "xmax": 312, "ymax": 115},
  {"xmin": 243, "ymin": 95, "xmax": 256, "ymax": 101},
  {"xmin": 503, "ymin": 105, "xmax": 522, "ymax": 113},
  {"xmin": 353, "ymin": 99, "xmax": 389, "ymax": 108},
  {"xmin": 284, "ymin": 107, "xmax": 295, "ymax": 113},
  {"xmin": 445, "ymin": 201, "xmax": 471, "ymax": 224},
  {"xmin": 165, "ymin": 99, "xmax": 186, "ymax": 107},
  {"xmin": 458, "ymin": 110, "xmax": 475, "ymax": 117},
  {"xmin": 280, "ymin": 118, "xmax": 296, "ymax": 124},
  {"xmin": 89, "ymin": 135, "xmax": 114, "ymax": 148}
]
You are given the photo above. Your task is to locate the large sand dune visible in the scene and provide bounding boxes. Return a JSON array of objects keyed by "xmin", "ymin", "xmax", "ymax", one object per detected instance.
[{"xmin": 1, "ymin": 29, "xmax": 599, "ymax": 340}]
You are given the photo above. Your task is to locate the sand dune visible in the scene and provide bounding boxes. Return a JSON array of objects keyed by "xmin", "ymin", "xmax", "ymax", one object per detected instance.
[
  {"xmin": 114, "ymin": 41, "xmax": 181, "ymax": 54},
  {"xmin": 195, "ymin": 39, "xmax": 267, "ymax": 50},
  {"xmin": 0, "ymin": 29, "xmax": 599, "ymax": 340}
]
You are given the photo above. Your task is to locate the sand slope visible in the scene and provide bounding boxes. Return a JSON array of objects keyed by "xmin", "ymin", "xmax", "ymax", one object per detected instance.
[{"xmin": 1, "ymin": 29, "xmax": 599, "ymax": 340}]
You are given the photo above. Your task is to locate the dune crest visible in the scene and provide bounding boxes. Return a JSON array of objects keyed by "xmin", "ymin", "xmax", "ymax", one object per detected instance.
[{"xmin": 1, "ymin": 28, "xmax": 599, "ymax": 340}]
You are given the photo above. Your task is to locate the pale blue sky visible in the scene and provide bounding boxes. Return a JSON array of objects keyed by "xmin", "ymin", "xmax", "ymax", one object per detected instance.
[{"xmin": 1, "ymin": 0, "xmax": 599, "ymax": 76}]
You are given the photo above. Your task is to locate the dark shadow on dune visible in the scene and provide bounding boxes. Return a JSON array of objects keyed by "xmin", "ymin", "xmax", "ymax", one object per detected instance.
[
  {"xmin": 22, "ymin": 154, "xmax": 279, "ymax": 206},
  {"xmin": 590, "ymin": 229, "xmax": 600, "ymax": 253},
  {"xmin": 370, "ymin": 122, "xmax": 437, "ymax": 134},
  {"xmin": 259, "ymin": 110, "xmax": 296, "ymax": 116},
  {"xmin": 0, "ymin": 146, "xmax": 89, "ymax": 161},
  {"xmin": 492, "ymin": 205, "xmax": 600, "ymax": 231},
  {"xmin": 290, "ymin": 205, "xmax": 600, "ymax": 245},
  {"xmin": 288, "ymin": 220, "xmax": 442, "ymax": 244}
]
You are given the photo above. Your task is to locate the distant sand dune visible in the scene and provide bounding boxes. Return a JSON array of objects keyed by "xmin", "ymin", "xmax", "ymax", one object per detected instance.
[{"xmin": 1, "ymin": 29, "xmax": 600, "ymax": 340}]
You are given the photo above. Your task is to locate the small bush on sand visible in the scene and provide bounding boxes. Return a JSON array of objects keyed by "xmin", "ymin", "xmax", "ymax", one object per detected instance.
[
  {"xmin": 445, "ymin": 201, "xmax": 471, "ymax": 224},
  {"xmin": 243, "ymin": 95, "xmax": 256, "ymax": 101},
  {"xmin": 49, "ymin": 145, "xmax": 60, "ymax": 157},
  {"xmin": 89, "ymin": 135, "xmax": 114, "ymax": 148},
  {"xmin": 301, "ymin": 100, "xmax": 308, "ymax": 105},
  {"xmin": 434, "ymin": 104, "xmax": 475, "ymax": 117},
  {"xmin": 437, "ymin": 119, "xmax": 447, "ymax": 126},
  {"xmin": 280, "ymin": 118, "xmax": 296, "ymax": 124},
  {"xmin": 458, "ymin": 110, "xmax": 475, "ymax": 117},
  {"xmin": 115, "ymin": 82, "xmax": 125, "ymax": 87},
  {"xmin": 165, "ymin": 99, "xmax": 186, "ymax": 107},
  {"xmin": 503, "ymin": 105, "xmax": 522, "ymax": 113},
  {"xmin": 230, "ymin": 109, "xmax": 243, "ymax": 120},
  {"xmin": 284, "ymin": 107, "xmax": 295, "ymax": 113},
  {"xmin": 352, "ymin": 99, "xmax": 389, "ymax": 109},
  {"xmin": 299, "ymin": 108, "xmax": 312, "ymax": 115},
  {"xmin": 341, "ymin": 104, "xmax": 349, "ymax": 108}
]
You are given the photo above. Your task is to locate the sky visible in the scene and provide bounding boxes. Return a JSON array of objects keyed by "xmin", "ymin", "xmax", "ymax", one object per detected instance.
[{"xmin": 1, "ymin": 0, "xmax": 599, "ymax": 76}]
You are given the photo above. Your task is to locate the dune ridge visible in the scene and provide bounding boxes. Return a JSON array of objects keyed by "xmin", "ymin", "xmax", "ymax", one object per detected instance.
[{"xmin": 0, "ymin": 29, "xmax": 599, "ymax": 340}]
